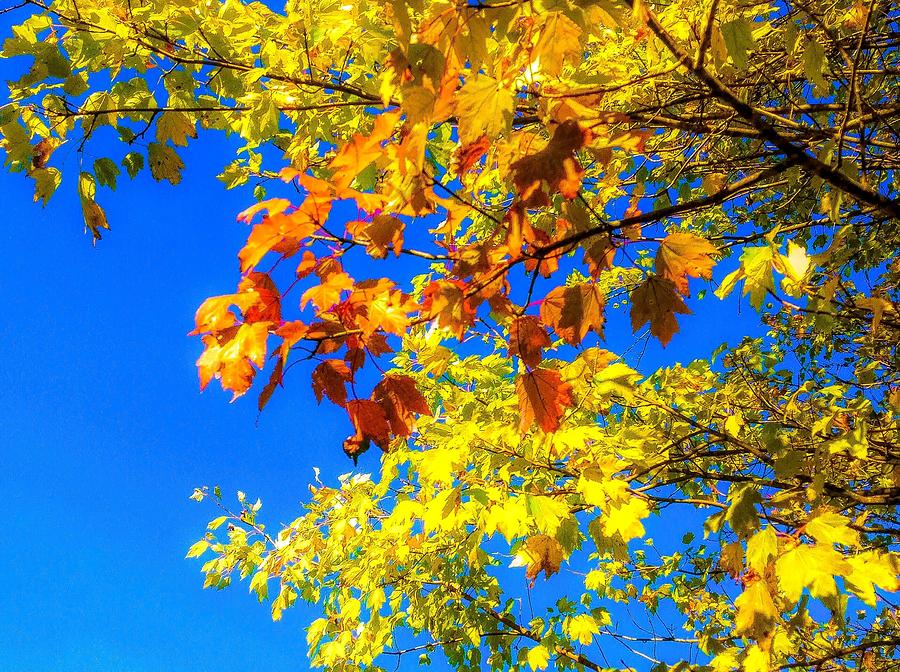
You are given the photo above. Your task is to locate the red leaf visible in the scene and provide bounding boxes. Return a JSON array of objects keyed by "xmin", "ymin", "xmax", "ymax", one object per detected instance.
[
  {"xmin": 509, "ymin": 316, "xmax": 550, "ymax": 369},
  {"xmin": 312, "ymin": 359, "xmax": 353, "ymax": 406},
  {"xmin": 516, "ymin": 368, "xmax": 573, "ymax": 433},
  {"xmin": 346, "ymin": 399, "xmax": 392, "ymax": 449},
  {"xmin": 373, "ymin": 374, "xmax": 431, "ymax": 437},
  {"xmin": 454, "ymin": 135, "xmax": 490, "ymax": 175}
]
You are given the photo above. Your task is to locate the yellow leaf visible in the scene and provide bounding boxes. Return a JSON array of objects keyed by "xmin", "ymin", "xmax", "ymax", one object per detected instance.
[
  {"xmin": 734, "ymin": 579, "xmax": 777, "ymax": 638},
  {"xmin": 804, "ymin": 511, "xmax": 859, "ymax": 547},
  {"xmin": 527, "ymin": 644, "xmax": 551, "ymax": 671},
  {"xmin": 743, "ymin": 644, "xmax": 770, "ymax": 672},
  {"xmin": 746, "ymin": 527, "xmax": 778, "ymax": 573},
  {"xmin": 455, "ymin": 75, "xmax": 514, "ymax": 144},
  {"xmin": 602, "ymin": 497, "xmax": 649, "ymax": 542},
  {"xmin": 186, "ymin": 540, "xmax": 209, "ymax": 558},
  {"xmin": 563, "ymin": 614, "xmax": 599, "ymax": 646}
]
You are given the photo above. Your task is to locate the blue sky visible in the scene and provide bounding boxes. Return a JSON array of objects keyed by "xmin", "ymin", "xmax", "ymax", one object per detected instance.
[{"xmin": 0, "ymin": 11, "xmax": 768, "ymax": 672}]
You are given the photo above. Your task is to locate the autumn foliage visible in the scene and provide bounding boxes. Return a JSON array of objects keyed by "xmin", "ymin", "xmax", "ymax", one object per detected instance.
[{"xmin": 3, "ymin": 0, "xmax": 900, "ymax": 670}]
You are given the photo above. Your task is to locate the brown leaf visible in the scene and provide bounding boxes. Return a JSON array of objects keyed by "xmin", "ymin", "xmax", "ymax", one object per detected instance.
[
  {"xmin": 539, "ymin": 283, "xmax": 605, "ymax": 346},
  {"xmin": 373, "ymin": 374, "xmax": 431, "ymax": 437},
  {"xmin": 522, "ymin": 534, "xmax": 565, "ymax": 582},
  {"xmin": 346, "ymin": 399, "xmax": 392, "ymax": 449},
  {"xmin": 312, "ymin": 359, "xmax": 353, "ymax": 406},
  {"xmin": 258, "ymin": 358, "xmax": 284, "ymax": 412},
  {"xmin": 656, "ymin": 232, "xmax": 718, "ymax": 296},
  {"xmin": 348, "ymin": 214, "xmax": 405, "ymax": 259},
  {"xmin": 516, "ymin": 368, "xmax": 573, "ymax": 433},
  {"xmin": 454, "ymin": 135, "xmax": 490, "ymax": 175},
  {"xmin": 510, "ymin": 120, "xmax": 590, "ymax": 207},
  {"xmin": 630, "ymin": 275, "xmax": 691, "ymax": 346},
  {"xmin": 509, "ymin": 316, "xmax": 550, "ymax": 369},
  {"xmin": 583, "ymin": 234, "xmax": 616, "ymax": 276}
]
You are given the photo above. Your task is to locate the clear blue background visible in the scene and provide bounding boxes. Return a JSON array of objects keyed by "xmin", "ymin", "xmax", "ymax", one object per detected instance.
[{"xmin": 0, "ymin": 9, "xmax": 763, "ymax": 671}]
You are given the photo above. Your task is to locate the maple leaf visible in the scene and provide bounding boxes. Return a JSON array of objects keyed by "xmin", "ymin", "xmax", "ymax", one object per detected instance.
[
  {"xmin": 455, "ymin": 75, "xmax": 515, "ymax": 144},
  {"xmin": 510, "ymin": 120, "xmax": 590, "ymax": 207},
  {"xmin": 583, "ymin": 234, "xmax": 616, "ymax": 277},
  {"xmin": 516, "ymin": 368, "xmax": 573, "ymax": 433},
  {"xmin": 347, "ymin": 214, "xmax": 405, "ymax": 259},
  {"xmin": 258, "ymin": 358, "xmax": 284, "ymax": 412},
  {"xmin": 422, "ymin": 280, "xmax": 479, "ymax": 339},
  {"xmin": 239, "ymin": 196, "xmax": 331, "ymax": 272},
  {"xmin": 509, "ymin": 316, "xmax": 550, "ymax": 369},
  {"xmin": 629, "ymin": 275, "xmax": 690, "ymax": 347},
  {"xmin": 373, "ymin": 374, "xmax": 431, "ymax": 437},
  {"xmin": 512, "ymin": 534, "xmax": 564, "ymax": 583},
  {"xmin": 301, "ymin": 271, "xmax": 355, "ymax": 312},
  {"xmin": 539, "ymin": 283, "xmax": 606, "ymax": 346},
  {"xmin": 192, "ymin": 292, "xmax": 260, "ymax": 335},
  {"xmin": 346, "ymin": 399, "xmax": 392, "ymax": 449},
  {"xmin": 531, "ymin": 12, "xmax": 583, "ymax": 77},
  {"xmin": 196, "ymin": 322, "xmax": 270, "ymax": 398},
  {"xmin": 312, "ymin": 359, "xmax": 353, "ymax": 406},
  {"xmin": 453, "ymin": 135, "xmax": 490, "ymax": 175},
  {"xmin": 329, "ymin": 111, "xmax": 401, "ymax": 191},
  {"xmin": 238, "ymin": 272, "xmax": 281, "ymax": 324},
  {"xmin": 734, "ymin": 579, "xmax": 777, "ymax": 639},
  {"xmin": 655, "ymin": 232, "xmax": 718, "ymax": 296}
]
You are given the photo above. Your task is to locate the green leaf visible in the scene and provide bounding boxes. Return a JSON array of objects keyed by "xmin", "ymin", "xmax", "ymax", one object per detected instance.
[
  {"xmin": 156, "ymin": 111, "xmax": 197, "ymax": 147},
  {"xmin": 93, "ymin": 157, "xmax": 120, "ymax": 189},
  {"xmin": 122, "ymin": 152, "xmax": 144, "ymax": 178},
  {"xmin": 148, "ymin": 142, "xmax": 184, "ymax": 185},
  {"xmin": 721, "ymin": 19, "xmax": 755, "ymax": 70}
]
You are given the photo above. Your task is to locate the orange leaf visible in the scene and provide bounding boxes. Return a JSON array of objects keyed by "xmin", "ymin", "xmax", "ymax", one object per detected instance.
[
  {"xmin": 373, "ymin": 374, "xmax": 431, "ymax": 437},
  {"xmin": 301, "ymin": 271, "xmax": 355, "ymax": 311},
  {"xmin": 236, "ymin": 198, "xmax": 292, "ymax": 223},
  {"xmin": 630, "ymin": 275, "xmax": 691, "ymax": 346},
  {"xmin": 238, "ymin": 272, "xmax": 281, "ymax": 323},
  {"xmin": 510, "ymin": 120, "xmax": 590, "ymax": 207},
  {"xmin": 196, "ymin": 321, "xmax": 270, "ymax": 398},
  {"xmin": 238, "ymin": 196, "xmax": 332, "ymax": 272},
  {"xmin": 192, "ymin": 293, "xmax": 259, "ymax": 334},
  {"xmin": 516, "ymin": 368, "xmax": 573, "ymax": 433},
  {"xmin": 539, "ymin": 283, "xmax": 605, "ymax": 346},
  {"xmin": 312, "ymin": 359, "xmax": 353, "ymax": 406},
  {"xmin": 655, "ymin": 233, "xmax": 718, "ymax": 296},
  {"xmin": 329, "ymin": 111, "xmax": 401, "ymax": 191},
  {"xmin": 348, "ymin": 214, "xmax": 405, "ymax": 259},
  {"xmin": 346, "ymin": 399, "xmax": 392, "ymax": 449},
  {"xmin": 296, "ymin": 250, "xmax": 317, "ymax": 279},
  {"xmin": 274, "ymin": 320, "xmax": 308, "ymax": 362},
  {"xmin": 509, "ymin": 316, "xmax": 550, "ymax": 369}
]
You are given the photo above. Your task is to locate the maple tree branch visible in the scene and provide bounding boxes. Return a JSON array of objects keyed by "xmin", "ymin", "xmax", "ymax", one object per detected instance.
[
  {"xmin": 632, "ymin": 0, "xmax": 900, "ymax": 220},
  {"xmin": 535, "ymin": 158, "xmax": 799, "ymax": 259},
  {"xmin": 777, "ymin": 637, "xmax": 900, "ymax": 670}
]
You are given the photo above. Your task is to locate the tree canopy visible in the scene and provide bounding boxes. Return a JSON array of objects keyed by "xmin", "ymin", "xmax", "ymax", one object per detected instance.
[{"xmin": 2, "ymin": 0, "xmax": 899, "ymax": 670}]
